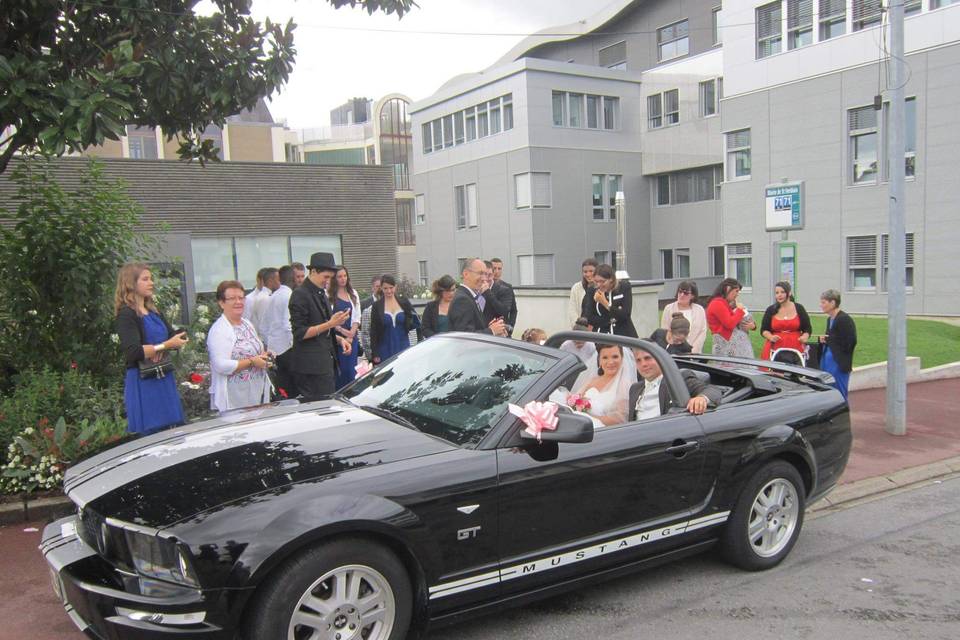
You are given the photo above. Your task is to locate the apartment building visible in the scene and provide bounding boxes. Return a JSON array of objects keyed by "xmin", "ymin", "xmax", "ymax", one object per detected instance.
[{"xmin": 412, "ymin": 0, "xmax": 959, "ymax": 315}]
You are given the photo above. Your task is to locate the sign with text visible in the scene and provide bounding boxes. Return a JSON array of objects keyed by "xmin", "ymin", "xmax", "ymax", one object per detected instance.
[{"xmin": 765, "ymin": 182, "xmax": 803, "ymax": 231}]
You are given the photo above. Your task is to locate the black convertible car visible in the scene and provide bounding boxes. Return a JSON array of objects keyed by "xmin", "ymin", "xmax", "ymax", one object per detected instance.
[{"xmin": 41, "ymin": 332, "xmax": 850, "ymax": 640}]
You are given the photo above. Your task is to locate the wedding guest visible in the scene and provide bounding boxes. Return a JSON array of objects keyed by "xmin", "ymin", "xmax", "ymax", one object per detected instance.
[
  {"xmin": 582, "ymin": 264, "xmax": 638, "ymax": 337},
  {"xmin": 480, "ymin": 261, "xmax": 508, "ymax": 325},
  {"xmin": 115, "ymin": 263, "xmax": 188, "ymax": 435},
  {"xmin": 421, "ymin": 275, "xmax": 456, "ymax": 338},
  {"xmin": 706, "ymin": 278, "xmax": 756, "ymax": 358},
  {"xmin": 207, "ymin": 280, "xmax": 272, "ymax": 412},
  {"xmin": 760, "ymin": 281, "xmax": 812, "ymax": 363},
  {"xmin": 249, "ymin": 267, "xmax": 279, "ymax": 338},
  {"xmin": 650, "ymin": 313, "xmax": 693, "ymax": 355},
  {"xmin": 361, "ymin": 275, "xmax": 382, "ymax": 311},
  {"xmin": 560, "ymin": 317, "xmax": 598, "ymax": 393},
  {"xmin": 490, "ymin": 258, "xmax": 518, "ymax": 334},
  {"xmin": 521, "ymin": 328, "xmax": 547, "ymax": 344},
  {"xmin": 660, "ymin": 281, "xmax": 707, "ymax": 353},
  {"xmin": 448, "ymin": 258, "xmax": 507, "ymax": 335},
  {"xmin": 330, "ymin": 266, "xmax": 362, "ymax": 388},
  {"xmin": 818, "ymin": 289, "xmax": 857, "ymax": 401},
  {"xmin": 242, "ymin": 267, "xmax": 270, "ymax": 321},
  {"xmin": 262, "ymin": 265, "xmax": 297, "ymax": 398},
  {"xmin": 370, "ymin": 275, "xmax": 421, "ymax": 364},
  {"xmin": 289, "ymin": 252, "xmax": 353, "ymax": 400},
  {"xmin": 291, "ymin": 262, "xmax": 306, "ymax": 288},
  {"xmin": 568, "ymin": 258, "xmax": 598, "ymax": 327},
  {"xmin": 628, "ymin": 345, "xmax": 722, "ymax": 420}
]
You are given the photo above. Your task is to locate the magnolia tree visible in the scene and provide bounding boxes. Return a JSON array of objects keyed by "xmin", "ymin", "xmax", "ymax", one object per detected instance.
[{"xmin": 0, "ymin": 0, "xmax": 415, "ymax": 173}]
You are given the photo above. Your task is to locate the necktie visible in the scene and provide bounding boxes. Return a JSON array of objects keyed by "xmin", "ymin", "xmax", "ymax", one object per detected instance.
[{"xmin": 476, "ymin": 292, "xmax": 486, "ymax": 313}]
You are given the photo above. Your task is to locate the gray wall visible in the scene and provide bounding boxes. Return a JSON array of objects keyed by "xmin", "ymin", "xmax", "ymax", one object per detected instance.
[
  {"xmin": 721, "ymin": 43, "xmax": 960, "ymax": 316},
  {"xmin": 0, "ymin": 157, "xmax": 398, "ymax": 299}
]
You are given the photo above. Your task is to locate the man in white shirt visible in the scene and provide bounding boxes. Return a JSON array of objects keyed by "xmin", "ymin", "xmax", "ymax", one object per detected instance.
[
  {"xmin": 568, "ymin": 258, "xmax": 598, "ymax": 327},
  {"xmin": 243, "ymin": 268, "xmax": 270, "ymax": 321},
  {"xmin": 250, "ymin": 267, "xmax": 279, "ymax": 337},
  {"xmin": 262, "ymin": 266, "xmax": 297, "ymax": 397},
  {"xmin": 628, "ymin": 347, "xmax": 721, "ymax": 420}
]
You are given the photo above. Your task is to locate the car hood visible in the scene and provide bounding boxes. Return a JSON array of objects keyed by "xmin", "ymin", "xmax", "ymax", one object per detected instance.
[{"xmin": 65, "ymin": 401, "xmax": 453, "ymax": 528}]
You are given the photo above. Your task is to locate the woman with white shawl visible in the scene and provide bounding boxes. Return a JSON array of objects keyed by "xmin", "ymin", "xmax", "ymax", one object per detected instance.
[{"xmin": 573, "ymin": 344, "xmax": 638, "ymax": 428}]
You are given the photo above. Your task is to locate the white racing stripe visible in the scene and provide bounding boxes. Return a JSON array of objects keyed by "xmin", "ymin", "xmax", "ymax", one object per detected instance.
[{"xmin": 429, "ymin": 511, "xmax": 730, "ymax": 599}]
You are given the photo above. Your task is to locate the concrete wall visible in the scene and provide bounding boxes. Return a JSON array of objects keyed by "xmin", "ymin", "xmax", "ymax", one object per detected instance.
[{"xmin": 226, "ymin": 123, "xmax": 276, "ymax": 162}]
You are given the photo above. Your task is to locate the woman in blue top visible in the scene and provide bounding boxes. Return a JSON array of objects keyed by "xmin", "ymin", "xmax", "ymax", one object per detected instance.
[
  {"xmin": 114, "ymin": 263, "xmax": 188, "ymax": 435},
  {"xmin": 330, "ymin": 267, "xmax": 361, "ymax": 388},
  {"xmin": 818, "ymin": 289, "xmax": 858, "ymax": 401},
  {"xmin": 370, "ymin": 275, "xmax": 421, "ymax": 364},
  {"xmin": 421, "ymin": 275, "xmax": 456, "ymax": 339}
]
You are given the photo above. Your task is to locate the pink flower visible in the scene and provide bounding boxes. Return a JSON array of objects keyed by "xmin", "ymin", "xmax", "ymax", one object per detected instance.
[{"xmin": 566, "ymin": 394, "xmax": 592, "ymax": 412}]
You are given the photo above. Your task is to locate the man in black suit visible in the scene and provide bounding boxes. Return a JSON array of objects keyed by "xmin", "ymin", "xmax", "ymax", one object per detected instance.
[
  {"xmin": 628, "ymin": 346, "xmax": 722, "ymax": 421},
  {"xmin": 490, "ymin": 257, "xmax": 517, "ymax": 334},
  {"xmin": 360, "ymin": 275, "xmax": 382, "ymax": 311},
  {"xmin": 288, "ymin": 252, "xmax": 352, "ymax": 400},
  {"xmin": 448, "ymin": 258, "xmax": 507, "ymax": 336},
  {"xmin": 479, "ymin": 261, "xmax": 508, "ymax": 326}
]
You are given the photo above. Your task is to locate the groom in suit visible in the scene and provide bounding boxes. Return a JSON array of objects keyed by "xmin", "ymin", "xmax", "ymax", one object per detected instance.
[
  {"xmin": 448, "ymin": 258, "xmax": 507, "ymax": 336},
  {"xmin": 628, "ymin": 346, "xmax": 722, "ymax": 420}
]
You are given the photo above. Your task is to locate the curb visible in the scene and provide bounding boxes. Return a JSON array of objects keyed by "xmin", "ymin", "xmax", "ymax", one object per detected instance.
[
  {"xmin": 3, "ymin": 455, "xmax": 960, "ymax": 527},
  {"xmin": 808, "ymin": 454, "xmax": 960, "ymax": 514}
]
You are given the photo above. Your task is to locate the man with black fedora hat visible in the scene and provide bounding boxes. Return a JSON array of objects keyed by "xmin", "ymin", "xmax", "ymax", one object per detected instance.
[{"xmin": 288, "ymin": 252, "xmax": 352, "ymax": 400}]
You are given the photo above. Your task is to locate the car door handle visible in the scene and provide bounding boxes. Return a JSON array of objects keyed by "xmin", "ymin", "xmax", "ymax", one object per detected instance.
[{"xmin": 665, "ymin": 440, "xmax": 700, "ymax": 457}]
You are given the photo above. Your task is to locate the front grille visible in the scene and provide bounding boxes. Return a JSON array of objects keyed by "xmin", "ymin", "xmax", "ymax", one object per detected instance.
[{"xmin": 77, "ymin": 507, "xmax": 103, "ymax": 552}]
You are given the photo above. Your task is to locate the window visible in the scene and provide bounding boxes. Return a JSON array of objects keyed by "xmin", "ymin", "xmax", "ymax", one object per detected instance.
[
  {"xmin": 515, "ymin": 172, "xmax": 552, "ymax": 209},
  {"xmin": 454, "ymin": 112, "xmax": 465, "ymax": 145},
  {"xmin": 415, "ymin": 194, "xmax": 426, "ymax": 225},
  {"xmin": 290, "ymin": 236, "xmax": 343, "ymax": 269},
  {"xmin": 852, "ymin": 0, "xmax": 882, "ymax": 31},
  {"xmin": 847, "ymin": 235, "xmax": 877, "ymax": 290},
  {"xmin": 594, "ymin": 250, "xmax": 612, "ymax": 265},
  {"xmin": 599, "ymin": 41, "xmax": 627, "ymax": 69},
  {"xmin": 442, "ymin": 115, "xmax": 454, "ymax": 148},
  {"xmin": 787, "ymin": 0, "xmax": 813, "ymax": 49},
  {"xmin": 708, "ymin": 246, "xmax": 725, "ymax": 277},
  {"xmin": 465, "ymin": 106, "xmax": 477, "ymax": 142},
  {"xmin": 591, "ymin": 174, "xmax": 622, "ymax": 221},
  {"xmin": 700, "ymin": 79, "xmax": 719, "ymax": 117},
  {"xmin": 418, "ymin": 261, "xmax": 428, "ymax": 287},
  {"xmin": 905, "ymin": 97, "xmax": 917, "ymax": 178},
  {"xmin": 664, "ymin": 89, "xmax": 680, "ymax": 125},
  {"xmin": 905, "ymin": 0, "xmax": 922, "ymax": 14},
  {"xmin": 568, "ymin": 93, "xmax": 584, "ymax": 128},
  {"xmin": 422, "ymin": 123, "xmax": 432, "ymax": 154},
  {"xmin": 552, "ymin": 91, "xmax": 566, "ymax": 127},
  {"xmin": 648, "ymin": 94, "xmax": 663, "ymax": 129},
  {"xmin": 503, "ymin": 94, "xmax": 514, "ymax": 130},
  {"xmin": 659, "ymin": 166, "xmax": 723, "ymax": 204},
  {"xmin": 849, "ymin": 105, "xmax": 878, "ymax": 184},
  {"xmin": 432, "ymin": 120, "xmax": 443, "ymax": 153},
  {"xmin": 932, "ymin": 0, "xmax": 960, "ymax": 8},
  {"xmin": 725, "ymin": 129, "xmax": 752, "ymax": 180},
  {"xmin": 756, "ymin": 2, "xmax": 782, "ymax": 58},
  {"xmin": 235, "ymin": 236, "xmax": 289, "ymax": 286},
  {"xmin": 457, "ymin": 258, "xmax": 469, "ymax": 275},
  {"xmin": 676, "ymin": 248, "xmax": 691, "ymax": 278},
  {"xmin": 819, "ymin": 0, "xmax": 846, "ymax": 40},
  {"xmin": 518, "ymin": 254, "xmax": 556, "ymax": 285},
  {"xmin": 656, "ymin": 174, "xmax": 670, "ymax": 205},
  {"xmin": 489, "ymin": 99, "xmax": 502, "ymax": 135},
  {"xmin": 727, "ymin": 243, "xmax": 753, "ymax": 288},
  {"xmin": 192, "ymin": 237, "xmax": 237, "ymax": 294},
  {"xmin": 602, "ymin": 96, "xmax": 618, "ymax": 130},
  {"xmin": 586, "ymin": 95, "xmax": 600, "ymax": 129},
  {"xmin": 712, "ymin": 6, "xmax": 722, "ymax": 45},
  {"xmin": 396, "ymin": 200, "xmax": 415, "ymax": 246},
  {"xmin": 881, "ymin": 233, "xmax": 915, "ymax": 291},
  {"xmin": 661, "ymin": 249, "xmax": 674, "ymax": 279},
  {"xmin": 658, "ymin": 20, "xmax": 689, "ymax": 62},
  {"xmin": 126, "ymin": 126, "xmax": 158, "ymax": 159},
  {"xmin": 455, "ymin": 183, "xmax": 478, "ymax": 230},
  {"xmin": 477, "ymin": 103, "xmax": 489, "ymax": 138}
]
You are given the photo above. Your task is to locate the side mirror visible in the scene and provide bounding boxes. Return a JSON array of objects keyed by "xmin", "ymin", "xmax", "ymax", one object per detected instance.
[{"xmin": 520, "ymin": 410, "xmax": 594, "ymax": 444}]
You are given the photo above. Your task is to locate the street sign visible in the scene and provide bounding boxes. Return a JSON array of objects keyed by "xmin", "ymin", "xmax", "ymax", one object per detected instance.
[{"xmin": 765, "ymin": 182, "xmax": 803, "ymax": 231}]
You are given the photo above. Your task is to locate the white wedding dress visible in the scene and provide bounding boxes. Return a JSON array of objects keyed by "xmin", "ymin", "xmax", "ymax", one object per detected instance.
[{"xmin": 583, "ymin": 385, "xmax": 621, "ymax": 428}]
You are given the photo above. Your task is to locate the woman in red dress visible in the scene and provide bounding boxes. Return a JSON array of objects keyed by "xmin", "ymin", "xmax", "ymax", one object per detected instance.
[{"xmin": 760, "ymin": 281, "xmax": 812, "ymax": 362}]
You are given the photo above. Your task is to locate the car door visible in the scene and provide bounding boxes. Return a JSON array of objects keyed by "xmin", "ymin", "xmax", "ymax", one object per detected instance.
[{"xmin": 495, "ymin": 409, "xmax": 707, "ymax": 596}]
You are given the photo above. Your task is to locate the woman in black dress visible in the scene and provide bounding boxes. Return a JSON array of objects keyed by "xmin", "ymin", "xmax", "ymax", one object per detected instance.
[{"xmin": 581, "ymin": 264, "xmax": 637, "ymax": 337}]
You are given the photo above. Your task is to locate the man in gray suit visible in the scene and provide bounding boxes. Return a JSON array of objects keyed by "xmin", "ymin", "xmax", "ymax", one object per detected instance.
[{"xmin": 628, "ymin": 346, "xmax": 722, "ymax": 421}]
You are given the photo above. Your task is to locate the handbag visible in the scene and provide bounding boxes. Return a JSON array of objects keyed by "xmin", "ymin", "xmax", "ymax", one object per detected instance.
[{"xmin": 139, "ymin": 352, "xmax": 174, "ymax": 379}]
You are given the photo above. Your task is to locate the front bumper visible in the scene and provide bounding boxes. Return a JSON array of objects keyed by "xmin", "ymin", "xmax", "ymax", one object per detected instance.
[{"xmin": 40, "ymin": 516, "xmax": 237, "ymax": 639}]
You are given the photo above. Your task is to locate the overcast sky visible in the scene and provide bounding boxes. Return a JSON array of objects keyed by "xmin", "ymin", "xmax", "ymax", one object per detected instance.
[{"xmin": 235, "ymin": 0, "xmax": 609, "ymax": 128}]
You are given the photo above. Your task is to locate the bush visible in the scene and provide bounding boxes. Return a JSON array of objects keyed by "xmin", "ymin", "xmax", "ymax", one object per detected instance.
[
  {"xmin": 2, "ymin": 415, "xmax": 127, "ymax": 494},
  {"xmin": 0, "ymin": 367, "xmax": 124, "ymax": 455}
]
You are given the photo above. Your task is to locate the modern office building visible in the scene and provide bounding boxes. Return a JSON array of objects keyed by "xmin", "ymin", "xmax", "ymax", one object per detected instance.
[{"xmin": 412, "ymin": 0, "xmax": 960, "ymax": 315}]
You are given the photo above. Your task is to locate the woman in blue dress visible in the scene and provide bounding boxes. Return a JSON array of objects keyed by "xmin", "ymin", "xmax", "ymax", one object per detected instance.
[
  {"xmin": 330, "ymin": 267, "xmax": 361, "ymax": 388},
  {"xmin": 818, "ymin": 289, "xmax": 858, "ymax": 401},
  {"xmin": 115, "ymin": 263, "xmax": 188, "ymax": 435},
  {"xmin": 370, "ymin": 275, "xmax": 421, "ymax": 365}
]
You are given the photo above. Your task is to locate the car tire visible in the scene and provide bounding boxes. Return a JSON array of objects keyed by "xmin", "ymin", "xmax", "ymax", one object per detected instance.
[
  {"xmin": 244, "ymin": 538, "xmax": 412, "ymax": 640},
  {"xmin": 720, "ymin": 460, "xmax": 806, "ymax": 571}
]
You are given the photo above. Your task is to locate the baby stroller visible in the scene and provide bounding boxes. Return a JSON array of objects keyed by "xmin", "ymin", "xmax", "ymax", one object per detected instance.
[{"xmin": 770, "ymin": 346, "xmax": 806, "ymax": 367}]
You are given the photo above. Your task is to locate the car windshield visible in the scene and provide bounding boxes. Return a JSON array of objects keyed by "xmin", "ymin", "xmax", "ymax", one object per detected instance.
[{"xmin": 343, "ymin": 336, "xmax": 554, "ymax": 446}]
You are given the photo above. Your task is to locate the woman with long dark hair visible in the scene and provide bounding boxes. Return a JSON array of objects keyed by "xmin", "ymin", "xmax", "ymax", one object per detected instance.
[
  {"xmin": 370, "ymin": 275, "xmax": 421, "ymax": 364},
  {"xmin": 581, "ymin": 264, "xmax": 638, "ymax": 337},
  {"xmin": 760, "ymin": 281, "xmax": 811, "ymax": 363},
  {"xmin": 421, "ymin": 275, "xmax": 456, "ymax": 338},
  {"xmin": 329, "ymin": 266, "xmax": 361, "ymax": 388},
  {"xmin": 706, "ymin": 278, "xmax": 756, "ymax": 358},
  {"xmin": 114, "ymin": 263, "xmax": 188, "ymax": 434}
]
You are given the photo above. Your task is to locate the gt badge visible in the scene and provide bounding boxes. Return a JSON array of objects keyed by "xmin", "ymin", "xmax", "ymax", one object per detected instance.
[{"xmin": 457, "ymin": 526, "xmax": 481, "ymax": 540}]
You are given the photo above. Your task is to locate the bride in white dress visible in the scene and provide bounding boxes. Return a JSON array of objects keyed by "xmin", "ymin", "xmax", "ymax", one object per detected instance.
[{"xmin": 574, "ymin": 344, "xmax": 638, "ymax": 428}]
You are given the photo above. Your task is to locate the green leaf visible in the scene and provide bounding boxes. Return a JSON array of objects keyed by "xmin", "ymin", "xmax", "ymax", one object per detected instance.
[
  {"xmin": 54, "ymin": 416, "xmax": 67, "ymax": 448},
  {"xmin": 13, "ymin": 436, "xmax": 39, "ymax": 458}
]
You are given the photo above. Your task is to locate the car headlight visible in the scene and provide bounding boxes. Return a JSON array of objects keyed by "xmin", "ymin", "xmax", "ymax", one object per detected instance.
[{"xmin": 123, "ymin": 529, "xmax": 200, "ymax": 589}]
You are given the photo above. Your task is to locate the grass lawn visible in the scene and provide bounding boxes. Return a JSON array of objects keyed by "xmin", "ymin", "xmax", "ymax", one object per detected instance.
[{"xmin": 700, "ymin": 314, "xmax": 960, "ymax": 369}]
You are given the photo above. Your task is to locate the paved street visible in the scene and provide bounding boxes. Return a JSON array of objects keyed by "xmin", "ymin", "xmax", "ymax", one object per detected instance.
[{"xmin": 3, "ymin": 476, "xmax": 958, "ymax": 640}]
